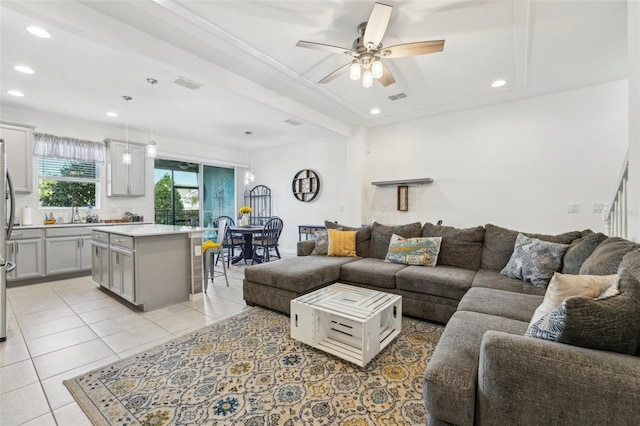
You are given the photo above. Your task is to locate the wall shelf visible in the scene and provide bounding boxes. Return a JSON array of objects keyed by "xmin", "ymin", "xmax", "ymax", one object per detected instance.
[{"xmin": 371, "ymin": 178, "xmax": 433, "ymax": 187}]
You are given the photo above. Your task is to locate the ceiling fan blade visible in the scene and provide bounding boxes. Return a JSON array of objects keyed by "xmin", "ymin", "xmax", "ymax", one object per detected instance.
[
  {"xmin": 296, "ymin": 40, "xmax": 354, "ymax": 56},
  {"xmin": 319, "ymin": 63, "xmax": 351, "ymax": 84},
  {"xmin": 363, "ymin": 2, "xmax": 393, "ymax": 50},
  {"xmin": 382, "ymin": 40, "xmax": 445, "ymax": 58},
  {"xmin": 377, "ymin": 63, "xmax": 395, "ymax": 87}
]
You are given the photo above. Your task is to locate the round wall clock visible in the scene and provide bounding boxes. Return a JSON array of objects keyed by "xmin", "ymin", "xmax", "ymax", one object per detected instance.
[{"xmin": 292, "ymin": 169, "xmax": 320, "ymax": 202}]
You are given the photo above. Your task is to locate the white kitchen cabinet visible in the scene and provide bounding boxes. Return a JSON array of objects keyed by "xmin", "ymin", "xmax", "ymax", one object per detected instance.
[
  {"xmin": 0, "ymin": 121, "xmax": 34, "ymax": 193},
  {"xmin": 5, "ymin": 230, "xmax": 44, "ymax": 281},
  {"xmin": 110, "ymin": 245, "xmax": 135, "ymax": 303},
  {"xmin": 104, "ymin": 139, "xmax": 145, "ymax": 196},
  {"xmin": 91, "ymin": 240, "xmax": 109, "ymax": 286},
  {"xmin": 44, "ymin": 227, "xmax": 94, "ymax": 275}
]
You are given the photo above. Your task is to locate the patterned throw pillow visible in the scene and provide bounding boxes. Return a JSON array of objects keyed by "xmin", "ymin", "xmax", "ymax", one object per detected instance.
[
  {"xmin": 525, "ymin": 273, "xmax": 616, "ymax": 340},
  {"xmin": 310, "ymin": 229, "xmax": 341, "ymax": 255},
  {"xmin": 385, "ymin": 236, "xmax": 442, "ymax": 266},
  {"xmin": 327, "ymin": 229, "xmax": 357, "ymax": 257},
  {"xmin": 500, "ymin": 233, "xmax": 570, "ymax": 288}
]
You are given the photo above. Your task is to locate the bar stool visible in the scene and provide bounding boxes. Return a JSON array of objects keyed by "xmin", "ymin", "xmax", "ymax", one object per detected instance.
[{"xmin": 202, "ymin": 219, "xmax": 229, "ymax": 292}]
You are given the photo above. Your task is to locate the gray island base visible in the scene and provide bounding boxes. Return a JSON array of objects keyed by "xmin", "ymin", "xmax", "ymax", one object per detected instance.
[{"xmin": 91, "ymin": 224, "xmax": 204, "ymax": 311}]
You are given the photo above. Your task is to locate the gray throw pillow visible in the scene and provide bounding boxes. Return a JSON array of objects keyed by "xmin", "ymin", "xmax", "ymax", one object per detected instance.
[
  {"xmin": 370, "ymin": 221, "xmax": 422, "ymax": 259},
  {"xmin": 561, "ymin": 232, "xmax": 608, "ymax": 274},
  {"xmin": 557, "ymin": 249, "xmax": 640, "ymax": 355},
  {"xmin": 422, "ymin": 223, "xmax": 484, "ymax": 270},
  {"xmin": 579, "ymin": 237, "xmax": 640, "ymax": 275},
  {"xmin": 324, "ymin": 221, "xmax": 372, "ymax": 257},
  {"xmin": 310, "ymin": 229, "xmax": 340, "ymax": 255},
  {"xmin": 481, "ymin": 224, "xmax": 581, "ymax": 272},
  {"xmin": 500, "ymin": 233, "xmax": 570, "ymax": 288}
]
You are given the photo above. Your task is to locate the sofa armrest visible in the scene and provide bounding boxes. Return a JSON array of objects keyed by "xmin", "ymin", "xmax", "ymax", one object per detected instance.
[
  {"xmin": 297, "ymin": 240, "xmax": 315, "ymax": 256},
  {"xmin": 478, "ymin": 331, "xmax": 640, "ymax": 426}
]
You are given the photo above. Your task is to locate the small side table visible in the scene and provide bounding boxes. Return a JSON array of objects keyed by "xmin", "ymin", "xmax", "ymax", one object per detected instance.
[{"xmin": 298, "ymin": 224, "xmax": 325, "ymax": 241}]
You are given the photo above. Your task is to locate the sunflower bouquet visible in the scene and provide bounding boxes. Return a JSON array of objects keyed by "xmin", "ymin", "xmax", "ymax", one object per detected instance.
[{"xmin": 239, "ymin": 206, "xmax": 252, "ymax": 215}]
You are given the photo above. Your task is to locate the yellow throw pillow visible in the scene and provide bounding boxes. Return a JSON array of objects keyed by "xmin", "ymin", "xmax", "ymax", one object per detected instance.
[{"xmin": 327, "ymin": 229, "xmax": 357, "ymax": 257}]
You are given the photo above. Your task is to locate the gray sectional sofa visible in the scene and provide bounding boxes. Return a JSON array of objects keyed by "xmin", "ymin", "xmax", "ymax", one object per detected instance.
[{"xmin": 242, "ymin": 220, "xmax": 640, "ymax": 425}]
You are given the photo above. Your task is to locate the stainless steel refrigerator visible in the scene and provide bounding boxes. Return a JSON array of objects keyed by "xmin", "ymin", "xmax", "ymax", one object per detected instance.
[{"xmin": 1, "ymin": 139, "xmax": 16, "ymax": 341}]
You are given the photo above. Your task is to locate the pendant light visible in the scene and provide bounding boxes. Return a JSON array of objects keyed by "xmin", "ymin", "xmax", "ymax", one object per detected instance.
[
  {"xmin": 244, "ymin": 131, "xmax": 255, "ymax": 186},
  {"xmin": 146, "ymin": 78, "xmax": 158, "ymax": 158},
  {"xmin": 122, "ymin": 95, "xmax": 132, "ymax": 164}
]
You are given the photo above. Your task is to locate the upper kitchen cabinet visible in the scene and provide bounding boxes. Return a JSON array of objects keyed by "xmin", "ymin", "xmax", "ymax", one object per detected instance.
[
  {"xmin": 0, "ymin": 121, "xmax": 34, "ymax": 193},
  {"xmin": 104, "ymin": 138, "xmax": 145, "ymax": 197}
]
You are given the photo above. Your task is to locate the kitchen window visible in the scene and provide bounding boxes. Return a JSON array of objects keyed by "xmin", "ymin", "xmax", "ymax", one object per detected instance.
[{"xmin": 37, "ymin": 157, "xmax": 101, "ymax": 208}]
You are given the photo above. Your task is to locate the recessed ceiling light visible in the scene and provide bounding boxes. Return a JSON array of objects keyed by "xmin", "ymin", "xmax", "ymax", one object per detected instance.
[
  {"xmin": 491, "ymin": 79, "xmax": 506, "ymax": 88},
  {"xmin": 26, "ymin": 26, "xmax": 51, "ymax": 38},
  {"xmin": 106, "ymin": 112, "xmax": 118, "ymax": 118},
  {"xmin": 14, "ymin": 65, "xmax": 35, "ymax": 74},
  {"xmin": 8, "ymin": 90, "xmax": 25, "ymax": 97},
  {"xmin": 370, "ymin": 108, "xmax": 381, "ymax": 115}
]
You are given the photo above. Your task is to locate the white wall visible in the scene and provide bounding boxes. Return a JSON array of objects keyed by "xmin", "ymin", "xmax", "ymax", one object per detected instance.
[
  {"xmin": 627, "ymin": 0, "xmax": 640, "ymax": 241},
  {"xmin": 249, "ymin": 136, "xmax": 350, "ymax": 254},
  {"xmin": 363, "ymin": 81, "xmax": 629, "ymax": 235},
  {"xmin": 2, "ymin": 106, "xmax": 246, "ymax": 224}
]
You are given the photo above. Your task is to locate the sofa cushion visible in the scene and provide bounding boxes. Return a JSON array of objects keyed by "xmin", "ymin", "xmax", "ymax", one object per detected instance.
[
  {"xmin": 481, "ymin": 224, "xmax": 581, "ymax": 272},
  {"xmin": 579, "ymin": 237, "xmax": 640, "ymax": 275},
  {"xmin": 472, "ymin": 269, "xmax": 547, "ymax": 296},
  {"xmin": 370, "ymin": 221, "xmax": 422, "ymax": 259},
  {"xmin": 396, "ymin": 265, "xmax": 475, "ymax": 300},
  {"xmin": 244, "ymin": 255, "xmax": 358, "ymax": 293},
  {"xmin": 422, "ymin": 223, "xmax": 485, "ymax": 270},
  {"xmin": 327, "ymin": 229, "xmax": 357, "ymax": 257},
  {"xmin": 561, "ymin": 231, "xmax": 608, "ymax": 274},
  {"xmin": 525, "ymin": 273, "xmax": 616, "ymax": 341},
  {"xmin": 340, "ymin": 258, "xmax": 406, "ymax": 289},
  {"xmin": 325, "ymin": 221, "xmax": 372, "ymax": 258},
  {"xmin": 500, "ymin": 233, "xmax": 570, "ymax": 289},
  {"xmin": 423, "ymin": 311, "xmax": 529, "ymax": 426},
  {"xmin": 557, "ymin": 249, "xmax": 640, "ymax": 355},
  {"xmin": 385, "ymin": 236, "xmax": 442, "ymax": 266},
  {"xmin": 310, "ymin": 229, "xmax": 335, "ymax": 255},
  {"xmin": 457, "ymin": 287, "xmax": 543, "ymax": 322}
]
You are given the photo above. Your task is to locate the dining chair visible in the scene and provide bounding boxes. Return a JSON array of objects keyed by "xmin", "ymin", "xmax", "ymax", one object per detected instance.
[
  {"xmin": 252, "ymin": 216, "xmax": 283, "ymax": 264},
  {"xmin": 213, "ymin": 215, "xmax": 244, "ymax": 266},
  {"xmin": 202, "ymin": 219, "xmax": 229, "ymax": 291}
]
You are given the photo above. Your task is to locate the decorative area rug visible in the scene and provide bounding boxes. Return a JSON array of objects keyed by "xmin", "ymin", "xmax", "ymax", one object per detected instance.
[{"xmin": 65, "ymin": 307, "xmax": 443, "ymax": 425}]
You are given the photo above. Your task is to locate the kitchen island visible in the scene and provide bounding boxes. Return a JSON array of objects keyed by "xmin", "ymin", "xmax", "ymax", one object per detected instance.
[{"xmin": 91, "ymin": 224, "xmax": 204, "ymax": 311}]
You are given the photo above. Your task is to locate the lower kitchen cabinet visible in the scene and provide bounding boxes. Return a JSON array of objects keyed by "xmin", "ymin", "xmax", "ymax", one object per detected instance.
[
  {"xmin": 45, "ymin": 227, "xmax": 94, "ymax": 275},
  {"xmin": 109, "ymin": 245, "xmax": 135, "ymax": 303},
  {"xmin": 6, "ymin": 237, "xmax": 44, "ymax": 280},
  {"xmin": 91, "ymin": 241, "xmax": 109, "ymax": 286}
]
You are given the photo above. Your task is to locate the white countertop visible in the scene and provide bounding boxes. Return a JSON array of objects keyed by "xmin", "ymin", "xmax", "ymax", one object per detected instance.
[
  {"xmin": 14, "ymin": 222, "xmax": 151, "ymax": 229},
  {"xmin": 99, "ymin": 224, "xmax": 204, "ymax": 237}
]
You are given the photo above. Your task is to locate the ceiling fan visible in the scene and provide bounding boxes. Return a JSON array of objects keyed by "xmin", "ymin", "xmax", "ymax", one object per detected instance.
[{"xmin": 296, "ymin": 2, "xmax": 445, "ymax": 88}]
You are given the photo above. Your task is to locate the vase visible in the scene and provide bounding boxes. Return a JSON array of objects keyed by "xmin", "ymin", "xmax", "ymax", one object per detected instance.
[{"xmin": 241, "ymin": 214, "xmax": 250, "ymax": 226}]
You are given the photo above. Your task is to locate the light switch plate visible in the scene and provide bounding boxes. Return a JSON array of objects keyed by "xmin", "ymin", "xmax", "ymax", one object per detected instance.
[{"xmin": 195, "ymin": 246, "xmax": 202, "ymax": 256}]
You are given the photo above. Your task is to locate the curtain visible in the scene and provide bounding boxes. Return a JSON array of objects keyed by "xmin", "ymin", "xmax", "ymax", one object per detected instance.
[{"xmin": 33, "ymin": 132, "xmax": 105, "ymax": 163}]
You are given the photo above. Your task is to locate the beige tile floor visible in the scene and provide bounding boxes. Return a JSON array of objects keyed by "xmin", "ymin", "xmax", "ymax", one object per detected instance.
[{"xmin": 0, "ymin": 260, "xmax": 253, "ymax": 425}]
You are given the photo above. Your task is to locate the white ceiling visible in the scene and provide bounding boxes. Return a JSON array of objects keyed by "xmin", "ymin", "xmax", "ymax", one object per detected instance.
[{"xmin": 0, "ymin": 0, "xmax": 628, "ymax": 151}]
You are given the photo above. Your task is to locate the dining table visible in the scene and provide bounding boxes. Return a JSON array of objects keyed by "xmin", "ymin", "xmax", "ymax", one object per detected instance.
[{"xmin": 229, "ymin": 225, "xmax": 264, "ymax": 264}]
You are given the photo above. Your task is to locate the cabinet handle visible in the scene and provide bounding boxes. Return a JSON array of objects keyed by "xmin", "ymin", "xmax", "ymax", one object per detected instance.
[{"xmin": 16, "ymin": 244, "xmax": 19, "ymax": 254}]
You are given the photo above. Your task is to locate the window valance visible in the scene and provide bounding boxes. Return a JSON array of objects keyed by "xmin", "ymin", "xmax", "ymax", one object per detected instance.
[{"xmin": 33, "ymin": 132, "xmax": 105, "ymax": 163}]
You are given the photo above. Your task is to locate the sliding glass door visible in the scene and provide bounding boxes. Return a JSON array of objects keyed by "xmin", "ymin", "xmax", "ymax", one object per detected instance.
[
  {"xmin": 154, "ymin": 160, "xmax": 199, "ymax": 225},
  {"xmin": 154, "ymin": 159, "xmax": 235, "ymax": 227},
  {"xmin": 202, "ymin": 165, "xmax": 235, "ymax": 226}
]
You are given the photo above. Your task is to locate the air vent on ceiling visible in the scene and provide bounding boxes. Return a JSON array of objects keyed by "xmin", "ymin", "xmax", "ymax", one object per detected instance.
[
  {"xmin": 173, "ymin": 76, "xmax": 205, "ymax": 90},
  {"xmin": 388, "ymin": 92, "xmax": 407, "ymax": 101},
  {"xmin": 284, "ymin": 118, "xmax": 303, "ymax": 126}
]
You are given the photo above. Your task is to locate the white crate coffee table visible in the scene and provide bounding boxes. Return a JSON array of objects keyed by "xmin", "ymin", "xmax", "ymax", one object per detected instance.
[{"xmin": 290, "ymin": 283, "xmax": 402, "ymax": 367}]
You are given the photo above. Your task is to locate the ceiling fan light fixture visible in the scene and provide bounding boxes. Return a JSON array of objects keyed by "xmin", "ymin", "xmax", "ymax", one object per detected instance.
[
  {"xmin": 371, "ymin": 60, "xmax": 383, "ymax": 79},
  {"xmin": 362, "ymin": 70, "xmax": 373, "ymax": 88},
  {"xmin": 349, "ymin": 61, "xmax": 362, "ymax": 80}
]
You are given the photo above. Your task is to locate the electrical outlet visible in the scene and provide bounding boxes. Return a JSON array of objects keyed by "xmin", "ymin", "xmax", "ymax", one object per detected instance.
[
  {"xmin": 592, "ymin": 203, "xmax": 604, "ymax": 213},
  {"xmin": 194, "ymin": 246, "xmax": 202, "ymax": 256},
  {"xmin": 568, "ymin": 203, "xmax": 580, "ymax": 213}
]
